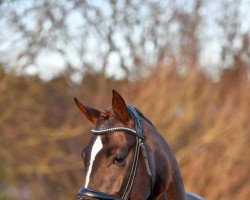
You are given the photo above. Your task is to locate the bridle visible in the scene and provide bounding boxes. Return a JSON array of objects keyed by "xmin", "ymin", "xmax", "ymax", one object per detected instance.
[{"xmin": 77, "ymin": 106, "xmax": 153, "ymax": 200}]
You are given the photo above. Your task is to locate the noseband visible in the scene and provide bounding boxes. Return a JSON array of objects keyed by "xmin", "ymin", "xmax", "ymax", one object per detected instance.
[{"xmin": 78, "ymin": 106, "xmax": 153, "ymax": 200}]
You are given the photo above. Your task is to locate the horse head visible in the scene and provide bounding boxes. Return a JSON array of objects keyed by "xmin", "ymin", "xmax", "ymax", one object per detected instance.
[{"xmin": 74, "ymin": 90, "xmax": 204, "ymax": 200}]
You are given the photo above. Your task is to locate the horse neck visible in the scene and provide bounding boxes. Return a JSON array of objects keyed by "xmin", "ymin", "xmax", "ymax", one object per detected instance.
[
  {"xmin": 146, "ymin": 125, "xmax": 186, "ymax": 200},
  {"xmin": 166, "ymin": 154, "xmax": 186, "ymax": 200}
]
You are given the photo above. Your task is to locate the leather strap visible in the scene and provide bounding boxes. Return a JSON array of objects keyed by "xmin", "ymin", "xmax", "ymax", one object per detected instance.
[
  {"xmin": 121, "ymin": 106, "xmax": 149, "ymax": 200},
  {"xmin": 121, "ymin": 137, "xmax": 141, "ymax": 200},
  {"xmin": 78, "ymin": 188, "xmax": 119, "ymax": 200},
  {"xmin": 127, "ymin": 106, "xmax": 144, "ymax": 138}
]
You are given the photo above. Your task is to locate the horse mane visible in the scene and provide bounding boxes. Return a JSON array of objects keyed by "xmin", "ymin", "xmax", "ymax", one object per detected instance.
[
  {"xmin": 99, "ymin": 110, "xmax": 110, "ymax": 121},
  {"xmin": 133, "ymin": 107, "xmax": 155, "ymax": 127}
]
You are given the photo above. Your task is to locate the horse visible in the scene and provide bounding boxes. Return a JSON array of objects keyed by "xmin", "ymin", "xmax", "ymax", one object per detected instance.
[{"xmin": 74, "ymin": 90, "xmax": 204, "ymax": 200}]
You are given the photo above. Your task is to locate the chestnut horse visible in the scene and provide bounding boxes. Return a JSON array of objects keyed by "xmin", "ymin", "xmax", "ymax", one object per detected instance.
[{"xmin": 74, "ymin": 90, "xmax": 204, "ymax": 200}]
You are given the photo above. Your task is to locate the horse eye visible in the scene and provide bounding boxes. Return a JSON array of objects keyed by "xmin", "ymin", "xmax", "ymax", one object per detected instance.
[{"xmin": 113, "ymin": 155, "xmax": 126, "ymax": 165}]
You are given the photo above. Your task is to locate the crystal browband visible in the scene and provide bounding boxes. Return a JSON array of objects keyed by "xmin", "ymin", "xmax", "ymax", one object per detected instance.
[{"xmin": 91, "ymin": 127, "xmax": 136, "ymax": 135}]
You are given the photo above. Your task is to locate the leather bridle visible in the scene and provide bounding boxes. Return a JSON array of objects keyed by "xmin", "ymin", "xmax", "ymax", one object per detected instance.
[{"xmin": 78, "ymin": 106, "xmax": 153, "ymax": 200}]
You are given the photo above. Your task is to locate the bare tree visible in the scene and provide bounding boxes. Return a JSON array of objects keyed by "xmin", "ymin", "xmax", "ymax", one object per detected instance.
[{"xmin": 0, "ymin": 0, "xmax": 249, "ymax": 81}]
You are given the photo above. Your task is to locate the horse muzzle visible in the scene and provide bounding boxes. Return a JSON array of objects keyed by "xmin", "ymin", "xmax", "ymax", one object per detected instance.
[{"xmin": 78, "ymin": 188, "xmax": 119, "ymax": 200}]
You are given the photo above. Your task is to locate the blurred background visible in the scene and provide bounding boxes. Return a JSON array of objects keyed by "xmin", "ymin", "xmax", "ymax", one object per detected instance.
[{"xmin": 0, "ymin": 0, "xmax": 250, "ymax": 199}]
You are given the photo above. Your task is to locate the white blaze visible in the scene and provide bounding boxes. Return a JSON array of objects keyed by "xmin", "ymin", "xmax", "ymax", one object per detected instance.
[{"xmin": 84, "ymin": 136, "xmax": 103, "ymax": 188}]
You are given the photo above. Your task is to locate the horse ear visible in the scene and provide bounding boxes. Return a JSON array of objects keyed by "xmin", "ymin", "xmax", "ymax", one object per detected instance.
[
  {"xmin": 74, "ymin": 97, "xmax": 101, "ymax": 124},
  {"xmin": 112, "ymin": 90, "xmax": 129, "ymax": 123}
]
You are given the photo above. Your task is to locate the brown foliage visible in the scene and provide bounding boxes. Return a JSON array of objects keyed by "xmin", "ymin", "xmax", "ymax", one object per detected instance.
[{"xmin": 0, "ymin": 67, "xmax": 250, "ymax": 199}]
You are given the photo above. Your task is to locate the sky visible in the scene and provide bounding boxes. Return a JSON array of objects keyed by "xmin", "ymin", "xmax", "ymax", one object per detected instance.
[{"xmin": 0, "ymin": 0, "xmax": 249, "ymax": 82}]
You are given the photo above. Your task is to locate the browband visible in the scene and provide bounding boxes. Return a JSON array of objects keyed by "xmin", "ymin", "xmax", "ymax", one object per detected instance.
[
  {"xmin": 91, "ymin": 106, "xmax": 144, "ymax": 139},
  {"xmin": 92, "ymin": 126, "xmax": 136, "ymax": 135}
]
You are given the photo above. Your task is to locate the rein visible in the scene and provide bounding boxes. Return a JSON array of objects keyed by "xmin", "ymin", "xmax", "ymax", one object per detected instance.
[{"xmin": 78, "ymin": 106, "xmax": 153, "ymax": 200}]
